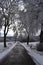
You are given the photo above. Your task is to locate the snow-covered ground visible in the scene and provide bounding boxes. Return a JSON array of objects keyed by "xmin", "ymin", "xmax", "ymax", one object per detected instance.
[
  {"xmin": 0, "ymin": 42, "xmax": 17, "ymax": 62},
  {"xmin": 20, "ymin": 42, "xmax": 43, "ymax": 65},
  {"xmin": 0, "ymin": 42, "xmax": 13, "ymax": 53}
]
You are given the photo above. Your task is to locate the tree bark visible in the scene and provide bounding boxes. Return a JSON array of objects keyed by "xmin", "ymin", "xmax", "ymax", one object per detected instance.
[
  {"xmin": 27, "ymin": 34, "xmax": 29, "ymax": 45},
  {"xmin": 4, "ymin": 30, "xmax": 6, "ymax": 47}
]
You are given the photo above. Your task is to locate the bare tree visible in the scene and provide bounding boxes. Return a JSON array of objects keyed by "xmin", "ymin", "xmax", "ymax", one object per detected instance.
[{"xmin": 0, "ymin": 0, "xmax": 16, "ymax": 47}]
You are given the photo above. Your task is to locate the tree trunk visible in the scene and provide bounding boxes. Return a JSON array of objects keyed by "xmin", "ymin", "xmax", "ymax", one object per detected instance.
[
  {"xmin": 27, "ymin": 42, "xmax": 29, "ymax": 45},
  {"xmin": 40, "ymin": 31, "xmax": 43, "ymax": 43},
  {"xmin": 4, "ymin": 30, "xmax": 6, "ymax": 47},
  {"xmin": 27, "ymin": 34, "xmax": 29, "ymax": 45}
]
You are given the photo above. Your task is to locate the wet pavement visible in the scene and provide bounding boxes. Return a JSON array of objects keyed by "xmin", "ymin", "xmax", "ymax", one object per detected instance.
[{"xmin": 0, "ymin": 43, "xmax": 36, "ymax": 65}]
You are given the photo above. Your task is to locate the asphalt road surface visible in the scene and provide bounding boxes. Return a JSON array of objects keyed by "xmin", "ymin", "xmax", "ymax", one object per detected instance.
[{"xmin": 1, "ymin": 43, "xmax": 36, "ymax": 65}]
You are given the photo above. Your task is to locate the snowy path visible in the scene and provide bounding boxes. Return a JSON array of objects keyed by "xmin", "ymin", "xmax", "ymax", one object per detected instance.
[
  {"xmin": 1, "ymin": 43, "xmax": 35, "ymax": 65},
  {"xmin": 20, "ymin": 42, "xmax": 43, "ymax": 65}
]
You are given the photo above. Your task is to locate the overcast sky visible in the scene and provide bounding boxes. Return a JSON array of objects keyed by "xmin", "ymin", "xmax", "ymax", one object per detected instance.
[{"xmin": 0, "ymin": 26, "xmax": 14, "ymax": 37}]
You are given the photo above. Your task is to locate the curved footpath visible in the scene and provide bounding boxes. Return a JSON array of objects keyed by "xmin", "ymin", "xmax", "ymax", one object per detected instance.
[{"xmin": 0, "ymin": 43, "xmax": 36, "ymax": 65}]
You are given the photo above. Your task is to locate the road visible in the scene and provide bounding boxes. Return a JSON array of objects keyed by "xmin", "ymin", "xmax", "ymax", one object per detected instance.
[{"xmin": 1, "ymin": 43, "xmax": 36, "ymax": 65}]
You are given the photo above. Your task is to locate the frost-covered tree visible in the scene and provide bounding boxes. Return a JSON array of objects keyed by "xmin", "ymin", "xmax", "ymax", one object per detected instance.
[{"xmin": 0, "ymin": 0, "xmax": 16, "ymax": 47}]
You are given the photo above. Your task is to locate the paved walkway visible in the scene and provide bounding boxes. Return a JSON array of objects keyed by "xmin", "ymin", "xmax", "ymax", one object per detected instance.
[
  {"xmin": 20, "ymin": 43, "xmax": 43, "ymax": 65},
  {"xmin": 0, "ymin": 43, "xmax": 35, "ymax": 65}
]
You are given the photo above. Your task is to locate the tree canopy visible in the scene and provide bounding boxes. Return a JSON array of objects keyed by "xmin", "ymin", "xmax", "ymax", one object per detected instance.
[{"xmin": 0, "ymin": 0, "xmax": 43, "ymax": 38}]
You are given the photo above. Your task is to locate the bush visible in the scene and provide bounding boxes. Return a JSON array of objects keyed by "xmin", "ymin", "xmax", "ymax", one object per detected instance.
[{"xmin": 37, "ymin": 42, "xmax": 43, "ymax": 51}]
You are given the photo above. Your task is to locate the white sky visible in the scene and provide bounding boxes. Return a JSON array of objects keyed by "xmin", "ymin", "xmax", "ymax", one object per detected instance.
[
  {"xmin": 0, "ymin": 26, "xmax": 14, "ymax": 37},
  {"xmin": 18, "ymin": 1, "xmax": 25, "ymax": 11},
  {"xmin": 34, "ymin": 29, "xmax": 41, "ymax": 36}
]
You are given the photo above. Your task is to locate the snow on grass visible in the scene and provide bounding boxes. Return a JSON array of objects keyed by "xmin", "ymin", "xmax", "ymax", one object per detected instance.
[
  {"xmin": 0, "ymin": 42, "xmax": 13, "ymax": 53},
  {"xmin": 0, "ymin": 41, "xmax": 17, "ymax": 61}
]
